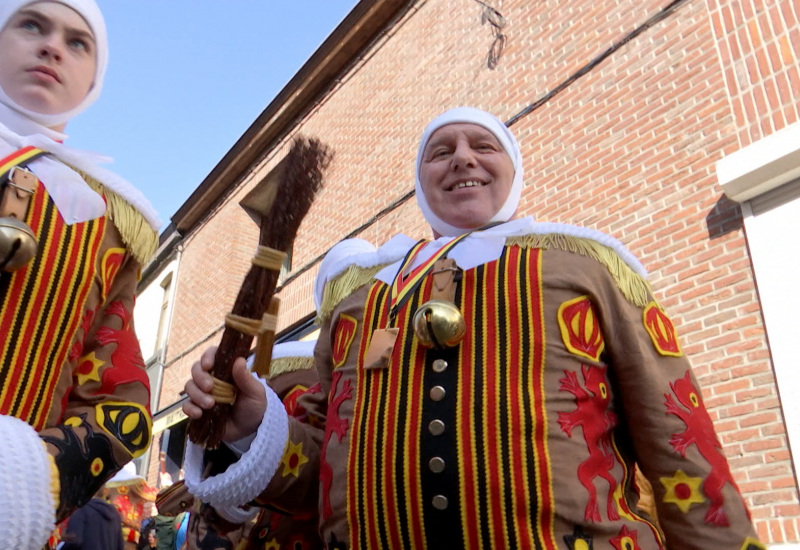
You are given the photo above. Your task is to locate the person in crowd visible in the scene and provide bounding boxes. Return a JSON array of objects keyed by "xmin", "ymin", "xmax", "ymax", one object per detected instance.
[
  {"xmin": 0, "ymin": 1, "xmax": 159, "ymax": 547},
  {"xmin": 137, "ymin": 524, "xmax": 157, "ymax": 550},
  {"xmin": 183, "ymin": 107, "xmax": 763, "ymax": 549},
  {"xmin": 60, "ymin": 491, "xmax": 125, "ymax": 550},
  {"xmin": 173, "ymin": 511, "xmax": 189, "ymax": 550},
  {"xmin": 104, "ymin": 463, "xmax": 159, "ymax": 549}
]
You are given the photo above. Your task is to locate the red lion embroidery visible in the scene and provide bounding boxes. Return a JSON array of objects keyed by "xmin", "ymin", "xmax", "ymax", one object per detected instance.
[
  {"xmin": 320, "ymin": 371, "xmax": 352, "ymax": 520},
  {"xmin": 664, "ymin": 370, "xmax": 744, "ymax": 526},
  {"xmin": 558, "ymin": 364, "xmax": 620, "ymax": 522}
]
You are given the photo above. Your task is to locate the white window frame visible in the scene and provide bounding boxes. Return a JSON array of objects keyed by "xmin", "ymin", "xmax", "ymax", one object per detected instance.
[{"xmin": 717, "ymin": 122, "xmax": 800, "ymax": 494}]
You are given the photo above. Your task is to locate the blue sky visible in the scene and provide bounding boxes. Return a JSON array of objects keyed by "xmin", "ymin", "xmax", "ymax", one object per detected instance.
[{"xmin": 67, "ymin": 1, "xmax": 359, "ymax": 231}]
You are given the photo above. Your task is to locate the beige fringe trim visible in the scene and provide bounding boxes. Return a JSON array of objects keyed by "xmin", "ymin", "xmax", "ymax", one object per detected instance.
[
  {"xmin": 268, "ymin": 356, "xmax": 315, "ymax": 379},
  {"xmin": 316, "ymin": 264, "xmax": 388, "ymax": 323},
  {"xmin": 83, "ymin": 175, "xmax": 159, "ymax": 265},
  {"xmin": 507, "ymin": 234, "xmax": 652, "ymax": 307}
]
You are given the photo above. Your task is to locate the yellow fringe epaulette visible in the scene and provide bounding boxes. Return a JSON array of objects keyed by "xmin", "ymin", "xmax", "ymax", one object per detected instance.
[
  {"xmin": 268, "ymin": 355, "xmax": 315, "ymax": 379},
  {"xmin": 44, "ymin": 444, "xmax": 61, "ymax": 511},
  {"xmin": 83, "ymin": 174, "xmax": 159, "ymax": 266},
  {"xmin": 507, "ymin": 233, "xmax": 653, "ymax": 307},
  {"xmin": 316, "ymin": 263, "xmax": 389, "ymax": 324}
]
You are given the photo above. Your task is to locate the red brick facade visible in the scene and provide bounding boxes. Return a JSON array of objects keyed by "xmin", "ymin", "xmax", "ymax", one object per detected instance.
[{"xmin": 151, "ymin": 0, "xmax": 800, "ymax": 543}]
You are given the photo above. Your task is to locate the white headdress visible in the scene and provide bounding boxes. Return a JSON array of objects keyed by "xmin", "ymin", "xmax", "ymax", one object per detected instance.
[
  {"xmin": 0, "ymin": 0, "xmax": 108, "ymax": 129},
  {"xmin": 415, "ymin": 107, "xmax": 524, "ymax": 237},
  {"xmin": 0, "ymin": 1, "xmax": 159, "ymax": 229}
]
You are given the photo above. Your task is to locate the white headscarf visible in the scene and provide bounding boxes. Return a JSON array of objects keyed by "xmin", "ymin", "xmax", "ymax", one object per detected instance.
[
  {"xmin": 0, "ymin": 0, "xmax": 159, "ymax": 229},
  {"xmin": 0, "ymin": 0, "xmax": 108, "ymax": 129},
  {"xmin": 414, "ymin": 107, "xmax": 524, "ymax": 237}
]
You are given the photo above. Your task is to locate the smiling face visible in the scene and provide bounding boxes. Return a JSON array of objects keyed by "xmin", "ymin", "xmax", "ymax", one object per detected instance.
[
  {"xmin": 418, "ymin": 123, "xmax": 516, "ymax": 235},
  {"xmin": 0, "ymin": 2, "xmax": 96, "ymax": 126}
]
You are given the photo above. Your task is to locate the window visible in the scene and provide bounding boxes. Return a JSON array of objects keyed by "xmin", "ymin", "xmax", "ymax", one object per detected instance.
[
  {"xmin": 718, "ymin": 122, "xmax": 800, "ymax": 474},
  {"xmin": 154, "ymin": 272, "xmax": 173, "ymax": 354}
]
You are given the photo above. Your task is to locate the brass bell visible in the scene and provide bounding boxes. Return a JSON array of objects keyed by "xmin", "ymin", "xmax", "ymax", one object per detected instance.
[
  {"xmin": 0, "ymin": 217, "xmax": 38, "ymax": 271},
  {"xmin": 412, "ymin": 299, "xmax": 466, "ymax": 349}
]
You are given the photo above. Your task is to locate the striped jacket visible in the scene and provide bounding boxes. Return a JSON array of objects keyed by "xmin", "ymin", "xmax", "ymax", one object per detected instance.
[
  {"xmin": 259, "ymin": 229, "xmax": 762, "ymax": 550},
  {"xmin": 1, "ymin": 175, "xmax": 156, "ymax": 522}
]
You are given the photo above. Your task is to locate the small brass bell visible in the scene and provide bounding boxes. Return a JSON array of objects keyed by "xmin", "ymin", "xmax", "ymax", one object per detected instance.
[
  {"xmin": 412, "ymin": 299, "xmax": 466, "ymax": 349},
  {"xmin": 0, "ymin": 217, "xmax": 38, "ymax": 271}
]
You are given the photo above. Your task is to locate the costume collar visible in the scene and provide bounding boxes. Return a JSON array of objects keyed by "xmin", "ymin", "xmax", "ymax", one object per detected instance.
[
  {"xmin": 374, "ymin": 217, "xmax": 647, "ymax": 284},
  {"xmin": 0, "ymin": 117, "xmax": 160, "ymax": 228}
]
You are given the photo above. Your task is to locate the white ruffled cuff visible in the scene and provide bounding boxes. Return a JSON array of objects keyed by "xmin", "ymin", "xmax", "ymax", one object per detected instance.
[
  {"xmin": 184, "ymin": 378, "xmax": 289, "ymax": 510},
  {"xmin": 213, "ymin": 503, "xmax": 260, "ymax": 524},
  {"xmin": 0, "ymin": 415, "xmax": 57, "ymax": 548}
]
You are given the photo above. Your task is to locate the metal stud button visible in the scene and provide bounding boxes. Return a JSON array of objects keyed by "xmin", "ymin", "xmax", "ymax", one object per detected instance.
[
  {"xmin": 430, "ymin": 386, "xmax": 446, "ymax": 401},
  {"xmin": 432, "ymin": 359, "xmax": 448, "ymax": 373},
  {"xmin": 428, "ymin": 419, "xmax": 445, "ymax": 436},
  {"xmin": 432, "ymin": 495, "xmax": 449, "ymax": 510},
  {"xmin": 429, "ymin": 457, "xmax": 445, "ymax": 473}
]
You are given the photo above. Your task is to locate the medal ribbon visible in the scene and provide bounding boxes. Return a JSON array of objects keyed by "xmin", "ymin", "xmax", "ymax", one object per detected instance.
[
  {"xmin": 389, "ymin": 233, "xmax": 469, "ymax": 321},
  {"xmin": 0, "ymin": 146, "xmax": 47, "ymax": 184}
]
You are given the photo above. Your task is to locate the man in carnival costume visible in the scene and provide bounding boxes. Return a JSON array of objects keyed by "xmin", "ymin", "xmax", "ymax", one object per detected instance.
[
  {"xmin": 183, "ymin": 107, "xmax": 763, "ymax": 549},
  {"xmin": 0, "ymin": 1, "xmax": 159, "ymax": 547}
]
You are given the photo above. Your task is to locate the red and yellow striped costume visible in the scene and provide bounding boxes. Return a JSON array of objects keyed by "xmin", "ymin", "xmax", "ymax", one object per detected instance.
[
  {"xmin": 348, "ymin": 246, "xmax": 554, "ymax": 549},
  {"xmin": 256, "ymin": 232, "xmax": 762, "ymax": 550},
  {"xmin": 1, "ymin": 156, "xmax": 157, "ymax": 521}
]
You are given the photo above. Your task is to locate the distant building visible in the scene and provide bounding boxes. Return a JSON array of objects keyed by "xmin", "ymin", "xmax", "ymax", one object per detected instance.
[
  {"xmin": 137, "ymin": 0, "xmax": 800, "ymax": 544},
  {"xmin": 132, "ymin": 227, "xmax": 181, "ymax": 484}
]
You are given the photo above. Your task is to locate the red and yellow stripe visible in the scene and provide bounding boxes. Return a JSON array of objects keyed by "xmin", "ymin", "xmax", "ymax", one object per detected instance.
[
  {"xmin": 389, "ymin": 234, "xmax": 469, "ymax": 315},
  {"xmin": 347, "ymin": 245, "xmax": 557, "ymax": 549},
  {"xmin": 348, "ymin": 281, "xmax": 390, "ymax": 549},
  {"xmin": 0, "ymin": 146, "xmax": 47, "ymax": 178},
  {"xmin": 0, "ymin": 182, "xmax": 105, "ymax": 429}
]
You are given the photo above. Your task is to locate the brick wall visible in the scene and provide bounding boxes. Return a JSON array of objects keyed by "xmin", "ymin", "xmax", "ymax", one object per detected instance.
[
  {"xmin": 705, "ymin": 0, "xmax": 799, "ymax": 147},
  {"xmin": 158, "ymin": 0, "xmax": 800, "ymax": 542}
]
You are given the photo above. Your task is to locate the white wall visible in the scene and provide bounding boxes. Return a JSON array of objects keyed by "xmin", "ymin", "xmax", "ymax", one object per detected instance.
[
  {"xmin": 718, "ymin": 121, "xmax": 800, "ymax": 479},
  {"xmin": 744, "ymin": 196, "xmax": 800, "ymax": 467},
  {"xmin": 134, "ymin": 258, "xmax": 179, "ymax": 362}
]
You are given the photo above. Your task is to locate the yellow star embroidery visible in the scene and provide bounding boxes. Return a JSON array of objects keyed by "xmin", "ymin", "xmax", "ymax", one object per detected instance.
[
  {"xmin": 76, "ymin": 352, "xmax": 104, "ymax": 385},
  {"xmin": 280, "ymin": 440, "xmax": 309, "ymax": 478},
  {"xmin": 660, "ymin": 469, "xmax": 705, "ymax": 513},
  {"xmin": 264, "ymin": 538, "xmax": 280, "ymax": 550}
]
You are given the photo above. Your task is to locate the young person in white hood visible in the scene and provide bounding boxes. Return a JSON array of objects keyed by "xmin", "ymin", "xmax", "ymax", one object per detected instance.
[{"xmin": 0, "ymin": 2, "xmax": 159, "ymax": 547}]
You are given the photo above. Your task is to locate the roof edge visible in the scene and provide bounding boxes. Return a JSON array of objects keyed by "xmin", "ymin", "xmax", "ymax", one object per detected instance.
[{"xmin": 172, "ymin": 0, "xmax": 413, "ymax": 233}]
